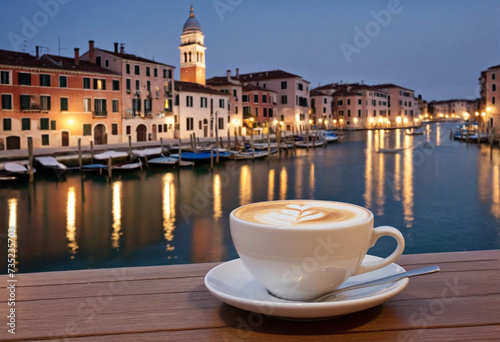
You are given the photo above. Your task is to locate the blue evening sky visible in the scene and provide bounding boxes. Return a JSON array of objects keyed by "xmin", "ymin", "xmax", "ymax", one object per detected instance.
[{"xmin": 1, "ymin": 0, "xmax": 499, "ymax": 101}]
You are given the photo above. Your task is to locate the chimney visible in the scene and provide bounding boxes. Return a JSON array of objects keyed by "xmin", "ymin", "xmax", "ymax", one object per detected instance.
[
  {"xmin": 226, "ymin": 70, "xmax": 231, "ymax": 81},
  {"xmin": 120, "ymin": 43, "xmax": 125, "ymax": 54},
  {"xmin": 236, "ymin": 68, "xmax": 239, "ymax": 78},
  {"xmin": 114, "ymin": 42, "xmax": 119, "ymax": 53},
  {"xmin": 88, "ymin": 40, "xmax": 95, "ymax": 63},
  {"xmin": 74, "ymin": 48, "xmax": 79, "ymax": 65},
  {"xmin": 35, "ymin": 46, "xmax": 40, "ymax": 60}
]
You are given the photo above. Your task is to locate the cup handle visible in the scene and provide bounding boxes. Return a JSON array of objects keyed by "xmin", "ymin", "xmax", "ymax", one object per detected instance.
[{"xmin": 352, "ymin": 226, "xmax": 405, "ymax": 275}]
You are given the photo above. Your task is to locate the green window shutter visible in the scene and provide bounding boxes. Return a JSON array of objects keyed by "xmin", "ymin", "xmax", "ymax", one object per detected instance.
[
  {"xmin": 22, "ymin": 118, "xmax": 30, "ymax": 130},
  {"xmin": 3, "ymin": 118, "xmax": 12, "ymax": 131},
  {"xmin": 83, "ymin": 124, "xmax": 91, "ymax": 136},
  {"xmin": 40, "ymin": 118, "xmax": 49, "ymax": 130},
  {"xmin": 60, "ymin": 98, "xmax": 68, "ymax": 111},
  {"xmin": 50, "ymin": 120, "xmax": 56, "ymax": 130},
  {"xmin": 41, "ymin": 134, "xmax": 49, "ymax": 146}
]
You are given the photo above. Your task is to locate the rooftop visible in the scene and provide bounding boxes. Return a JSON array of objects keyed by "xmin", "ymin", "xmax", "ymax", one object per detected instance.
[
  {"xmin": 95, "ymin": 48, "xmax": 174, "ymax": 68},
  {"xmin": 372, "ymin": 83, "xmax": 415, "ymax": 92},
  {"xmin": 237, "ymin": 69, "xmax": 304, "ymax": 82},
  {"xmin": 0, "ymin": 49, "xmax": 118, "ymax": 75},
  {"xmin": 175, "ymin": 81, "xmax": 231, "ymax": 96},
  {"xmin": 242, "ymin": 84, "xmax": 276, "ymax": 93}
]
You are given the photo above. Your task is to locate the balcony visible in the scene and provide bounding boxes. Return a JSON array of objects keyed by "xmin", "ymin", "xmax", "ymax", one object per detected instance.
[{"xmin": 93, "ymin": 110, "xmax": 107, "ymax": 117}]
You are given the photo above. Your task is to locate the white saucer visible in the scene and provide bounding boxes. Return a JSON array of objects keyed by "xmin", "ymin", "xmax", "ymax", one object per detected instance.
[{"xmin": 204, "ymin": 255, "xmax": 408, "ymax": 319}]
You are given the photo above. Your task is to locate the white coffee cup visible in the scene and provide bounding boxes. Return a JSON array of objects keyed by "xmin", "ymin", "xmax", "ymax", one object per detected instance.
[{"xmin": 230, "ymin": 200, "xmax": 405, "ymax": 301}]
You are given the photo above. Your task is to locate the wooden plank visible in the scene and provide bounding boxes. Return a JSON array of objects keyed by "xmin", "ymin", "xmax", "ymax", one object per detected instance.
[
  {"xmin": 398, "ymin": 249, "xmax": 499, "ymax": 265},
  {"xmin": 43, "ymin": 324, "xmax": 500, "ymax": 342},
  {"xmin": 2, "ymin": 285, "xmax": 499, "ymax": 340}
]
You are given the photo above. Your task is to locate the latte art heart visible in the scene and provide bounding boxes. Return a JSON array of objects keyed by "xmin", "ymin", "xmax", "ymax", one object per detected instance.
[{"xmin": 234, "ymin": 200, "xmax": 370, "ymax": 228}]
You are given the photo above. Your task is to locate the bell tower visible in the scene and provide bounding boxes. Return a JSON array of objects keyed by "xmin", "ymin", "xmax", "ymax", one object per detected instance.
[{"xmin": 179, "ymin": 5, "xmax": 206, "ymax": 85}]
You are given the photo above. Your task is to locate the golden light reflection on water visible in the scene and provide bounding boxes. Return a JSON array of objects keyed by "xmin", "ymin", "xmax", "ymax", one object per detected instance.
[
  {"xmin": 66, "ymin": 187, "xmax": 78, "ymax": 258},
  {"xmin": 364, "ymin": 130, "xmax": 373, "ymax": 208},
  {"xmin": 280, "ymin": 167, "xmax": 288, "ymax": 200},
  {"xmin": 491, "ymin": 164, "xmax": 500, "ymax": 219},
  {"xmin": 403, "ymin": 135, "xmax": 414, "ymax": 227},
  {"xmin": 364, "ymin": 129, "xmax": 414, "ymax": 226},
  {"xmin": 309, "ymin": 162, "xmax": 315, "ymax": 199},
  {"xmin": 239, "ymin": 165, "xmax": 252, "ymax": 205},
  {"xmin": 163, "ymin": 173, "xmax": 176, "ymax": 252},
  {"xmin": 376, "ymin": 131, "xmax": 385, "ymax": 215},
  {"xmin": 295, "ymin": 158, "xmax": 303, "ymax": 198},
  {"xmin": 268, "ymin": 169, "xmax": 275, "ymax": 201},
  {"xmin": 435, "ymin": 124, "xmax": 441, "ymax": 146},
  {"xmin": 213, "ymin": 174, "xmax": 222, "ymax": 222},
  {"xmin": 8, "ymin": 198, "xmax": 18, "ymax": 270},
  {"xmin": 111, "ymin": 182, "xmax": 122, "ymax": 250},
  {"xmin": 394, "ymin": 130, "xmax": 402, "ymax": 201}
]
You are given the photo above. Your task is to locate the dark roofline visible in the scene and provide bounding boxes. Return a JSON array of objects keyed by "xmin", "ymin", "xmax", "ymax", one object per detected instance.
[
  {"xmin": 91, "ymin": 47, "xmax": 175, "ymax": 68},
  {"xmin": 0, "ymin": 49, "xmax": 119, "ymax": 76},
  {"xmin": 372, "ymin": 83, "xmax": 414, "ymax": 92},
  {"xmin": 175, "ymin": 80, "xmax": 231, "ymax": 96},
  {"xmin": 237, "ymin": 69, "xmax": 308, "ymax": 82},
  {"xmin": 242, "ymin": 84, "xmax": 276, "ymax": 93}
]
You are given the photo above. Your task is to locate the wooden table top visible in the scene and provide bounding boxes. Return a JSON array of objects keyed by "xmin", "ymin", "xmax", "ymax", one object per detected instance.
[{"xmin": 1, "ymin": 249, "xmax": 499, "ymax": 341}]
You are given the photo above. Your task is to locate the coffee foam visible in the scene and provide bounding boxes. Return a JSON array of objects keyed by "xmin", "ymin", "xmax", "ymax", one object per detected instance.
[{"xmin": 233, "ymin": 200, "xmax": 371, "ymax": 228}]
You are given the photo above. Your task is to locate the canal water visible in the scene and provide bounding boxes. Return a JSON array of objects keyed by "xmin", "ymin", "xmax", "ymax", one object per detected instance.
[{"xmin": 1, "ymin": 122, "xmax": 499, "ymax": 274}]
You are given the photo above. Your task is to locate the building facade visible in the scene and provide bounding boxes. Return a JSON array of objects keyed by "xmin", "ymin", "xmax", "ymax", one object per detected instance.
[
  {"xmin": 173, "ymin": 81, "xmax": 230, "ymax": 139},
  {"xmin": 479, "ymin": 65, "xmax": 500, "ymax": 132},
  {"xmin": 206, "ymin": 70, "xmax": 243, "ymax": 135},
  {"xmin": 0, "ymin": 48, "xmax": 121, "ymax": 149},
  {"xmin": 236, "ymin": 70, "xmax": 310, "ymax": 132},
  {"xmin": 373, "ymin": 84, "xmax": 418, "ymax": 127},
  {"xmin": 80, "ymin": 41, "xmax": 175, "ymax": 143}
]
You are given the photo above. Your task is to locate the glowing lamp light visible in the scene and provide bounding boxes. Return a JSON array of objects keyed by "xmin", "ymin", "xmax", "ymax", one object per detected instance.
[
  {"xmin": 333, "ymin": 119, "xmax": 337, "ymax": 124},
  {"xmin": 68, "ymin": 119, "xmax": 74, "ymax": 125},
  {"xmin": 319, "ymin": 118, "xmax": 323, "ymax": 123},
  {"xmin": 273, "ymin": 120, "xmax": 278, "ymax": 125},
  {"xmin": 353, "ymin": 117, "xmax": 358, "ymax": 123},
  {"xmin": 233, "ymin": 119, "xmax": 241, "ymax": 125},
  {"xmin": 378, "ymin": 118, "xmax": 383, "ymax": 123},
  {"xmin": 403, "ymin": 118, "xmax": 408, "ymax": 123},
  {"xmin": 396, "ymin": 116, "xmax": 402, "ymax": 123},
  {"xmin": 295, "ymin": 114, "xmax": 300, "ymax": 122},
  {"xmin": 339, "ymin": 119, "xmax": 344, "ymax": 124},
  {"xmin": 250, "ymin": 118, "xmax": 254, "ymax": 122},
  {"xmin": 279, "ymin": 121, "xmax": 284, "ymax": 126},
  {"xmin": 475, "ymin": 112, "xmax": 479, "ymax": 116},
  {"xmin": 369, "ymin": 118, "xmax": 374, "ymax": 123},
  {"xmin": 308, "ymin": 119, "xmax": 313, "ymax": 124},
  {"xmin": 324, "ymin": 120, "xmax": 328, "ymax": 125},
  {"xmin": 487, "ymin": 107, "xmax": 491, "ymax": 112},
  {"xmin": 481, "ymin": 112, "xmax": 486, "ymax": 117}
]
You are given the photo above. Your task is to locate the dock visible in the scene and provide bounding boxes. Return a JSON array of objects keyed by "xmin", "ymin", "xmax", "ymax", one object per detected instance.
[{"xmin": 1, "ymin": 249, "xmax": 498, "ymax": 341}]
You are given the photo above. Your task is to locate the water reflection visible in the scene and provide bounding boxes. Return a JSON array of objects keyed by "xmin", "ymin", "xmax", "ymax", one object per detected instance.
[
  {"xmin": 364, "ymin": 130, "xmax": 373, "ymax": 208},
  {"xmin": 280, "ymin": 167, "xmax": 287, "ymax": 200},
  {"xmin": 213, "ymin": 174, "xmax": 222, "ymax": 222},
  {"xmin": 8, "ymin": 198, "xmax": 18, "ymax": 271},
  {"xmin": 403, "ymin": 135, "xmax": 414, "ymax": 227},
  {"xmin": 478, "ymin": 148, "xmax": 500, "ymax": 219},
  {"xmin": 239, "ymin": 165, "xmax": 252, "ymax": 205},
  {"xmin": 309, "ymin": 162, "xmax": 315, "ymax": 199},
  {"xmin": 111, "ymin": 182, "xmax": 122, "ymax": 250},
  {"xmin": 163, "ymin": 173, "xmax": 176, "ymax": 252},
  {"xmin": 268, "ymin": 169, "xmax": 275, "ymax": 201},
  {"xmin": 492, "ymin": 165, "xmax": 500, "ymax": 219},
  {"xmin": 364, "ymin": 129, "xmax": 414, "ymax": 226},
  {"xmin": 66, "ymin": 187, "xmax": 78, "ymax": 258}
]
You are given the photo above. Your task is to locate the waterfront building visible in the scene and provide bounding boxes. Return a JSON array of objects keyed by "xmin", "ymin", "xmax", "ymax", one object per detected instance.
[
  {"xmin": 241, "ymin": 84, "xmax": 277, "ymax": 130},
  {"xmin": 372, "ymin": 83, "xmax": 418, "ymax": 127},
  {"xmin": 173, "ymin": 81, "xmax": 230, "ymax": 139},
  {"xmin": 427, "ymin": 99, "xmax": 477, "ymax": 121},
  {"xmin": 479, "ymin": 66, "xmax": 500, "ymax": 132},
  {"xmin": 0, "ymin": 48, "xmax": 121, "ymax": 149},
  {"xmin": 235, "ymin": 70, "xmax": 311, "ymax": 132},
  {"xmin": 310, "ymin": 89, "xmax": 333, "ymax": 128},
  {"xmin": 80, "ymin": 41, "xmax": 175, "ymax": 142},
  {"xmin": 206, "ymin": 70, "xmax": 243, "ymax": 135}
]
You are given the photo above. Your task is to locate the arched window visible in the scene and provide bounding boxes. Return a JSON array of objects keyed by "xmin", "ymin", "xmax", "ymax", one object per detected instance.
[
  {"xmin": 184, "ymin": 52, "xmax": 187, "ymax": 63},
  {"xmin": 188, "ymin": 52, "xmax": 192, "ymax": 62},
  {"xmin": 200, "ymin": 53, "xmax": 203, "ymax": 63},
  {"xmin": 197, "ymin": 52, "xmax": 199, "ymax": 62}
]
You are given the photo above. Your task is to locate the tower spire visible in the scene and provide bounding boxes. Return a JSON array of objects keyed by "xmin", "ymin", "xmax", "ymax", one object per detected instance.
[{"xmin": 190, "ymin": 4, "xmax": 195, "ymax": 18}]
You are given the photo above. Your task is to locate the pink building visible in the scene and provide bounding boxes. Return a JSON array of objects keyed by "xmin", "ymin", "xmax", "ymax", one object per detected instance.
[
  {"xmin": 480, "ymin": 66, "xmax": 500, "ymax": 132},
  {"xmin": 80, "ymin": 41, "xmax": 176, "ymax": 142}
]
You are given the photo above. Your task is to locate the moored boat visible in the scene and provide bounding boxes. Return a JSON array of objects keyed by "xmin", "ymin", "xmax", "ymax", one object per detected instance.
[
  {"xmin": 148, "ymin": 155, "xmax": 194, "ymax": 167},
  {"xmin": 35, "ymin": 157, "xmax": 67, "ymax": 176}
]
